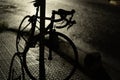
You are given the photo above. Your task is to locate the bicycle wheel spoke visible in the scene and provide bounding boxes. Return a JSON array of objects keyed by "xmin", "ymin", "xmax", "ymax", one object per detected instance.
[
  {"xmin": 21, "ymin": 22, "xmax": 31, "ymax": 32},
  {"xmin": 37, "ymin": 19, "xmax": 40, "ymax": 23},
  {"xmin": 36, "ymin": 25, "xmax": 40, "ymax": 30},
  {"xmin": 20, "ymin": 34, "xmax": 28, "ymax": 43}
]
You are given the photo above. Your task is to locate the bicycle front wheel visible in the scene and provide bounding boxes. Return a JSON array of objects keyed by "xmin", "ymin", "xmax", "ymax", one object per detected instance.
[{"xmin": 23, "ymin": 31, "xmax": 78, "ymax": 80}]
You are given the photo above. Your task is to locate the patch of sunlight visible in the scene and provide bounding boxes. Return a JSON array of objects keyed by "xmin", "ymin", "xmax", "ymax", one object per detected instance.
[{"xmin": 109, "ymin": 1, "xmax": 120, "ymax": 6}]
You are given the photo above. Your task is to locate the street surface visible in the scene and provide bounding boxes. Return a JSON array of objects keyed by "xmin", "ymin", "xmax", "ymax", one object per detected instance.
[{"xmin": 0, "ymin": 0, "xmax": 120, "ymax": 80}]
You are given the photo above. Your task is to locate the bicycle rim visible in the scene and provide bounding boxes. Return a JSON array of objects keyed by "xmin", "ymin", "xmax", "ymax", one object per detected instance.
[{"xmin": 23, "ymin": 31, "xmax": 78, "ymax": 80}]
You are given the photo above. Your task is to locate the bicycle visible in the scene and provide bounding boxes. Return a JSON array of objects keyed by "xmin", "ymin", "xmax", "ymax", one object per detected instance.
[{"xmin": 8, "ymin": 0, "xmax": 78, "ymax": 80}]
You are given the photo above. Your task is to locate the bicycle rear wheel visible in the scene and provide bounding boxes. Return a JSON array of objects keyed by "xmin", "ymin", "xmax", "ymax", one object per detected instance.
[
  {"xmin": 23, "ymin": 31, "xmax": 78, "ymax": 80},
  {"xmin": 16, "ymin": 15, "xmax": 40, "ymax": 53},
  {"xmin": 8, "ymin": 53, "xmax": 24, "ymax": 80}
]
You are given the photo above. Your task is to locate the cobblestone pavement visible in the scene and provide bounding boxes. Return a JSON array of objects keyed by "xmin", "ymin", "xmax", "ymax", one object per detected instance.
[{"xmin": 0, "ymin": 32, "xmax": 91, "ymax": 80}]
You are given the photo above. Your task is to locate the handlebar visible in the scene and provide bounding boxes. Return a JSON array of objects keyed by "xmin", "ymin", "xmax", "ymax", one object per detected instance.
[
  {"xmin": 30, "ymin": 1, "xmax": 76, "ymax": 30},
  {"xmin": 31, "ymin": 0, "xmax": 76, "ymax": 29},
  {"xmin": 52, "ymin": 9, "xmax": 76, "ymax": 29},
  {"xmin": 53, "ymin": 9, "xmax": 75, "ymax": 16}
]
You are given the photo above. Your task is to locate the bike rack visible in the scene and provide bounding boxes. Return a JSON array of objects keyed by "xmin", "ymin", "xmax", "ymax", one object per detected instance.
[{"xmin": 38, "ymin": 0, "xmax": 46, "ymax": 79}]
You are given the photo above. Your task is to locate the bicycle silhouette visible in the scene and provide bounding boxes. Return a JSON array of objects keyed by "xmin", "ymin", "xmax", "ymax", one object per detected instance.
[{"xmin": 8, "ymin": 0, "xmax": 78, "ymax": 80}]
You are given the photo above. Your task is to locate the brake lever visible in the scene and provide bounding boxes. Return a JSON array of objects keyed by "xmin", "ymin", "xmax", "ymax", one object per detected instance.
[
  {"xmin": 67, "ymin": 20, "xmax": 76, "ymax": 30},
  {"xmin": 67, "ymin": 13, "xmax": 76, "ymax": 30}
]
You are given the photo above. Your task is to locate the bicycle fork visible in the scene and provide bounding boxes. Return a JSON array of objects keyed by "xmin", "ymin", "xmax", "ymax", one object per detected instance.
[{"xmin": 48, "ymin": 29, "xmax": 59, "ymax": 60}]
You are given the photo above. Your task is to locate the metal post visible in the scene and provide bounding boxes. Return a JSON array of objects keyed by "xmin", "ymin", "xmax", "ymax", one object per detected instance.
[{"xmin": 39, "ymin": 0, "xmax": 46, "ymax": 79}]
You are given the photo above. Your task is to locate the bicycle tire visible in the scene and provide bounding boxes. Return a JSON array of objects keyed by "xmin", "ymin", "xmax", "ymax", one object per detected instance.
[
  {"xmin": 22, "ymin": 31, "xmax": 78, "ymax": 80},
  {"xmin": 16, "ymin": 15, "xmax": 40, "ymax": 53},
  {"xmin": 7, "ymin": 52, "xmax": 25, "ymax": 80}
]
